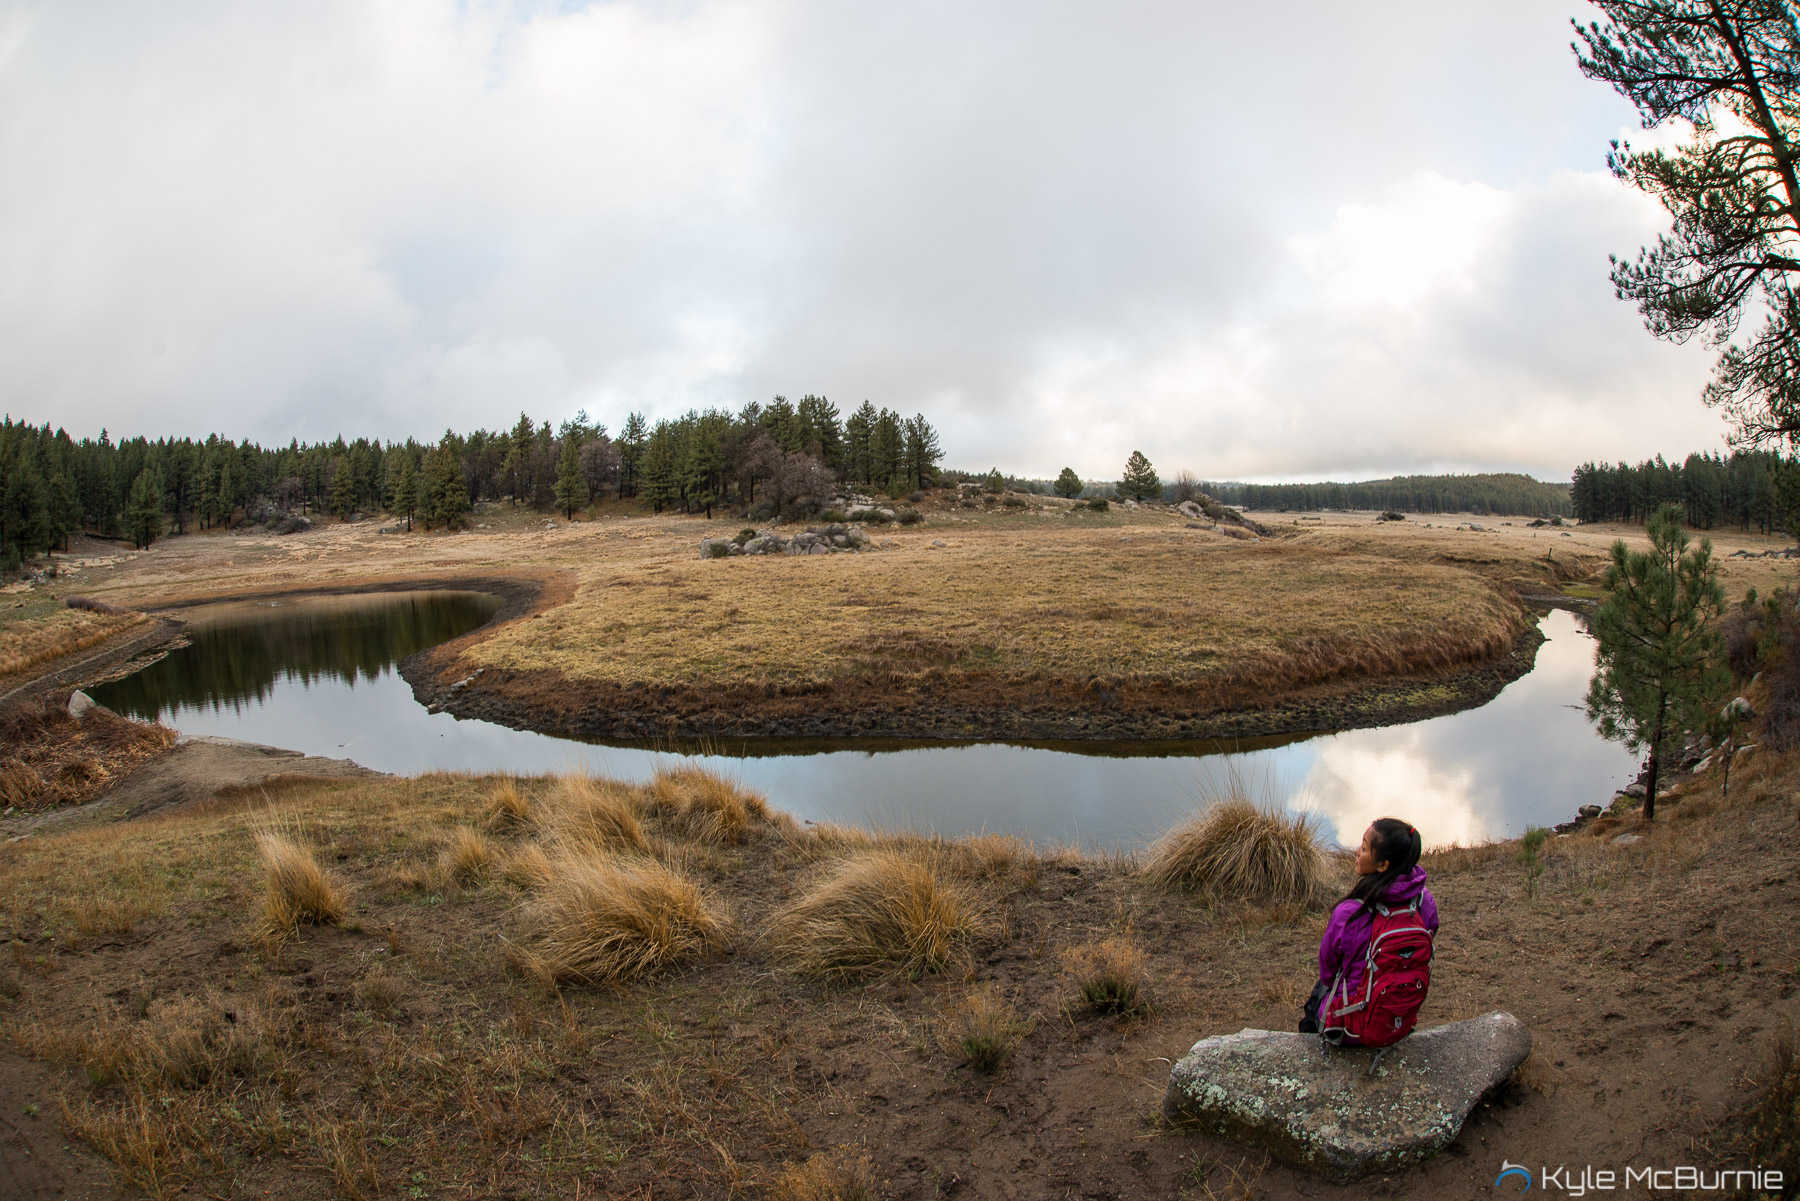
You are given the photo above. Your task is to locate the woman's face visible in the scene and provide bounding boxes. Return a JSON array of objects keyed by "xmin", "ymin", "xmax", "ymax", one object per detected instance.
[{"xmin": 1355, "ymin": 825, "xmax": 1389, "ymax": 877}]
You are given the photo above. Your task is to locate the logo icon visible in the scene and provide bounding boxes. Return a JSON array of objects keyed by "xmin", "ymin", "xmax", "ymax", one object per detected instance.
[{"xmin": 1494, "ymin": 1161, "xmax": 1531, "ymax": 1192}]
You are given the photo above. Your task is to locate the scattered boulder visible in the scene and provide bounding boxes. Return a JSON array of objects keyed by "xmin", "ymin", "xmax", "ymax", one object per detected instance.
[
  {"xmin": 1163, "ymin": 1013, "xmax": 1532, "ymax": 1179},
  {"xmin": 1177, "ymin": 500, "xmax": 1204, "ymax": 519},
  {"xmin": 1611, "ymin": 833, "xmax": 1644, "ymax": 846},
  {"xmin": 1723, "ymin": 696, "xmax": 1755, "ymax": 722},
  {"xmin": 66, "ymin": 690, "xmax": 96, "ymax": 721},
  {"xmin": 699, "ymin": 523, "xmax": 874, "ymax": 559},
  {"xmin": 1577, "ymin": 804, "xmax": 1602, "ymax": 819}
]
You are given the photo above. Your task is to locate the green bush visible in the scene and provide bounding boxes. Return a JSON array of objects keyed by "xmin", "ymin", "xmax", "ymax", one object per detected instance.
[
  {"xmin": 1003, "ymin": 496, "xmax": 1026, "ymax": 508},
  {"xmin": 896, "ymin": 508, "xmax": 924, "ymax": 525},
  {"xmin": 1086, "ymin": 497, "xmax": 1109, "ymax": 512}
]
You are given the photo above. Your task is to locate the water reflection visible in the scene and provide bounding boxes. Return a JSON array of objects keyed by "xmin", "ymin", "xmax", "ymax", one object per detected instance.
[{"xmin": 91, "ymin": 596, "xmax": 1635, "ymax": 850}]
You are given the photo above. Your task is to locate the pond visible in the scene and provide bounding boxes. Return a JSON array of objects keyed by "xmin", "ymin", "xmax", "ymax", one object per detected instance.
[{"xmin": 91, "ymin": 593, "xmax": 1639, "ymax": 851}]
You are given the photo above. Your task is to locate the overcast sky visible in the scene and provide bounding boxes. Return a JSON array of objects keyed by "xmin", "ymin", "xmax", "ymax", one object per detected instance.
[{"xmin": 0, "ymin": 0, "xmax": 1737, "ymax": 481}]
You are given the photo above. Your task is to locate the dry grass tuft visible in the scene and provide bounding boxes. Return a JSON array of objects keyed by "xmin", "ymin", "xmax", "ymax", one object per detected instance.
[
  {"xmin": 502, "ymin": 841, "xmax": 557, "ymax": 889},
  {"xmin": 768, "ymin": 1146, "xmax": 879, "ymax": 1201},
  {"xmin": 254, "ymin": 830, "xmax": 346, "ymax": 937},
  {"xmin": 946, "ymin": 986, "xmax": 1032, "ymax": 1073},
  {"xmin": 771, "ymin": 850, "xmax": 988, "ymax": 981},
  {"xmin": 1143, "ymin": 791, "xmax": 1329, "ymax": 908},
  {"xmin": 481, "ymin": 778, "xmax": 533, "ymax": 832},
  {"xmin": 1064, "ymin": 937, "xmax": 1151, "ymax": 1015},
  {"xmin": 954, "ymin": 831, "xmax": 1037, "ymax": 881},
  {"xmin": 437, "ymin": 826, "xmax": 496, "ymax": 885},
  {"xmin": 646, "ymin": 764, "xmax": 770, "ymax": 844},
  {"xmin": 514, "ymin": 851, "xmax": 730, "ymax": 984},
  {"xmin": 544, "ymin": 774, "xmax": 647, "ymax": 853}
]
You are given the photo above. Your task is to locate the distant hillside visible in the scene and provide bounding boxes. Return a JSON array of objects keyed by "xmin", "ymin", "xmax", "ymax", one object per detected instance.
[{"xmin": 1206, "ymin": 473, "xmax": 1573, "ymax": 518}]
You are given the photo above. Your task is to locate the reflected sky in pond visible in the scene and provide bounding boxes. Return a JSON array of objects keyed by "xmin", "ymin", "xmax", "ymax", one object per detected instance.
[{"xmin": 93, "ymin": 597, "xmax": 1635, "ymax": 850}]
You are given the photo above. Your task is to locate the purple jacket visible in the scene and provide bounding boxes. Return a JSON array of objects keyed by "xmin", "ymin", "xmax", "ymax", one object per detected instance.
[{"xmin": 1318, "ymin": 865, "xmax": 1438, "ymax": 998}]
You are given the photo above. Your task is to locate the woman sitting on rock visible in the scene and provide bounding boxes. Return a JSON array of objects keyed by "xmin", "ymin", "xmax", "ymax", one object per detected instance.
[{"xmin": 1300, "ymin": 817, "xmax": 1437, "ymax": 1045}]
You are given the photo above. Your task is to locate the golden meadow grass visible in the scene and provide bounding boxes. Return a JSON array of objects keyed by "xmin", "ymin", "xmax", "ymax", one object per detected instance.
[
  {"xmin": 0, "ymin": 605, "xmax": 145, "ymax": 679},
  {"xmin": 771, "ymin": 849, "xmax": 989, "ymax": 981},
  {"xmin": 254, "ymin": 829, "xmax": 346, "ymax": 936},
  {"xmin": 1142, "ymin": 786, "xmax": 1331, "ymax": 907},
  {"xmin": 512, "ymin": 847, "xmax": 732, "ymax": 984}
]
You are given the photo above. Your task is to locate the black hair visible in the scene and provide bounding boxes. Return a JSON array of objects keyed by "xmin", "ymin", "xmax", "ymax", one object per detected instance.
[{"xmin": 1340, "ymin": 817, "xmax": 1423, "ymax": 919}]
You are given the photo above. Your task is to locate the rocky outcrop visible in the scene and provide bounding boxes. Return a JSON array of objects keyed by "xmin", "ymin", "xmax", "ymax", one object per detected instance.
[
  {"xmin": 700, "ymin": 523, "xmax": 875, "ymax": 559},
  {"xmin": 1162, "ymin": 1012, "xmax": 1531, "ymax": 1179}
]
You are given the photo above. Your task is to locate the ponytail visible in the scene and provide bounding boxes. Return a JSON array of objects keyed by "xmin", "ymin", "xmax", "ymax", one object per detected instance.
[{"xmin": 1340, "ymin": 817, "xmax": 1422, "ymax": 920}]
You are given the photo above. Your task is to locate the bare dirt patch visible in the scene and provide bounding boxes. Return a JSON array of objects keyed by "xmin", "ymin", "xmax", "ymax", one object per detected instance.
[{"xmin": 0, "ymin": 754, "xmax": 1795, "ymax": 1199}]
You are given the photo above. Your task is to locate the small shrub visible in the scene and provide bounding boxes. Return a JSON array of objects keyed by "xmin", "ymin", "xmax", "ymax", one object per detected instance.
[
  {"xmin": 1064, "ymin": 936, "xmax": 1149, "ymax": 1015},
  {"xmin": 948, "ymin": 987, "xmax": 1031, "ymax": 1073},
  {"xmin": 1086, "ymin": 497, "xmax": 1109, "ymax": 512},
  {"xmin": 646, "ymin": 764, "xmax": 769, "ymax": 844},
  {"xmin": 907, "ymin": 490, "xmax": 925, "ymax": 503},
  {"xmin": 702, "ymin": 540, "xmax": 731, "ymax": 559},
  {"xmin": 355, "ymin": 969, "xmax": 403, "ymax": 1015},
  {"xmin": 895, "ymin": 508, "xmax": 923, "ymax": 525},
  {"xmin": 255, "ymin": 831, "xmax": 345, "ymax": 937},
  {"xmin": 547, "ymin": 774, "xmax": 647, "ymax": 853},
  {"xmin": 1376, "ymin": 511, "xmax": 1405, "ymax": 522},
  {"xmin": 769, "ymin": 1147, "xmax": 878, "ymax": 1201},
  {"xmin": 734, "ymin": 527, "xmax": 757, "ymax": 544},
  {"xmin": 1143, "ymin": 790, "xmax": 1329, "ymax": 908},
  {"xmin": 438, "ymin": 826, "xmax": 495, "ymax": 885},
  {"xmin": 482, "ymin": 779, "xmax": 532, "ymax": 833},
  {"xmin": 64, "ymin": 596, "xmax": 126, "ymax": 615},
  {"xmin": 771, "ymin": 850, "xmax": 988, "ymax": 980},
  {"xmin": 516, "ymin": 853, "xmax": 730, "ymax": 984},
  {"xmin": 1003, "ymin": 495, "xmax": 1026, "ymax": 508},
  {"xmin": 1517, "ymin": 826, "xmax": 1549, "ymax": 897}
]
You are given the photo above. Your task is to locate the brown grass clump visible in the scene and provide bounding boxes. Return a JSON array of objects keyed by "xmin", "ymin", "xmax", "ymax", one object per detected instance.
[
  {"xmin": 1143, "ymin": 791, "xmax": 1329, "ymax": 908},
  {"xmin": 647, "ymin": 764, "xmax": 771, "ymax": 844},
  {"xmin": 254, "ymin": 831, "xmax": 346, "ymax": 936},
  {"xmin": 1064, "ymin": 937, "xmax": 1151, "ymax": 1015},
  {"xmin": 0, "ymin": 698, "xmax": 175, "ymax": 812},
  {"xmin": 437, "ymin": 826, "xmax": 495, "ymax": 885},
  {"xmin": 768, "ymin": 1146, "xmax": 878, "ymax": 1201},
  {"xmin": 544, "ymin": 774, "xmax": 647, "ymax": 853},
  {"xmin": 481, "ymin": 778, "xmax": 533, "ymax": 832},
  {"xmin": 515, "ymin": 852, "xmax": 730, "ymax": 984},
  {"xmin": 946, "ymin": 986, "xmax": 1032, "ymax": 1073},
  {"xmin": 955, "ymin": 831, "xmax": 1036, "ymax": 881},
  {"xmin": 502, "ymin": 842, "xmax": 557, "ymax": 889},
  {"xmin": 771, "ymin": 850, "xmax": 988, "ymax": 981}
]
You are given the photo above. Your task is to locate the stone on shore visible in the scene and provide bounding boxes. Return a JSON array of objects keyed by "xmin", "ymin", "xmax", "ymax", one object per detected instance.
[{"xmin": 1162, "ymin": 1011, "xmax": 1531, "ymax": 1179}]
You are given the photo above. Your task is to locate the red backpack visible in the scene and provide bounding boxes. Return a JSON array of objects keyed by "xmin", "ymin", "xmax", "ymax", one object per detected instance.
[{"xmin": 1320, "ymin": 897, "xmax": 1434, "ymax": 1048}]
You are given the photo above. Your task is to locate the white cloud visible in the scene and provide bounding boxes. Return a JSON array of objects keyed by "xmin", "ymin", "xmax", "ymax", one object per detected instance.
[{"xmin": 0, "ymin": 0, "xmax": 1733, "ymax": 478}]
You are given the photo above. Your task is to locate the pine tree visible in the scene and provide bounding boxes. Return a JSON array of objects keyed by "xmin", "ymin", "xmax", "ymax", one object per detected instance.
[
  {"xmin": 618, "ymin": 412, "xmax": 648, "ymax": 498},
  {"xmin": 1119, "ymin": 451, "xmax": 1160, "ymax": 501},
  {"xmin": 422, "ymin": 439, "xmax": 469, "ymax": 530},
  {"xmin": 553, "ymin": 433, "xmax": 586, "ymax": 519},
  {"xmin": 901, "ymin": 415, "xmax": 942, "ymax": 489},
  {"xmin": 845, "ymin": 401, "xmax": 877, "ymax": 483},
  {"xmin": 1586, "ymin": 502, "xmax": 1729, "ymax": 820},
  {"xmin": 1054, "ymin": 467, "xmax": 1083, "ymax": 498},
  {"xmin": 983, "ymin": 468, "xmax": 1005, "ymax": 495},
  {"xmin": 391, "ymin": 455, "xmax": 418, "ymax": 532},
  {"xmin": 126, "ymin": 467, "xmax": 164, "ymax": 549}
]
